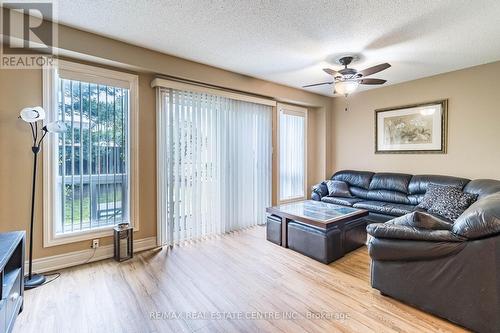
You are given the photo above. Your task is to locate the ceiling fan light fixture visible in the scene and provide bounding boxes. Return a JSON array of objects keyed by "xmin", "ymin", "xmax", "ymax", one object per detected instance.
[
  {"xmin": 335, "ymin": 80, "xmax": 359, "ymax": 96},
  {"xmin": 306, "ymin": 57, "xmax": 390, "ymax": 95}
]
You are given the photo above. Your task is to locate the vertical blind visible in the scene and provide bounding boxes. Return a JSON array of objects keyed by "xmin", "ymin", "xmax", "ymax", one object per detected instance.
[
  {"xmin": 157, "ymin": 88, "xmax": 272, "ymax": 244},
  {"xmin": 56, "ymin": 78, "xmax": 129, "ymax": 234},
  {"xmin": 279, "ymin": 111, "xmax": 306, "ymax": 201}
]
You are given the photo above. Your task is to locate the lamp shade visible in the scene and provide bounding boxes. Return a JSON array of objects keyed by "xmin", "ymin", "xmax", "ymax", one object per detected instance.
[
  {"xmin": 20, "ymin": 106, "xmax": 46, "ymax": 122},
  {"xmin": 335, "ymin": 81, "xmax": 359, "ymax": 96},
  {"xmin": 44, "ymin": 121, "xmax": 67, "ymax": 133}
]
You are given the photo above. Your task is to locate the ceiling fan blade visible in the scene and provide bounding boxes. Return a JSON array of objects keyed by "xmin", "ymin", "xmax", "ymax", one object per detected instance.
[
  {"xmin": 323, "ymin": 68, "xmax": 338, "ymax": 76},
  {"xmin": 358, "ymin": 78, "xmax": 387, "ymax": 85},
  {"xmin": 358, "ymin": 63, "xmax": 391, "ymax": 77},
  {"xmin": 302, "ymin": 81, "xmax": 334, "ymax": 88}
]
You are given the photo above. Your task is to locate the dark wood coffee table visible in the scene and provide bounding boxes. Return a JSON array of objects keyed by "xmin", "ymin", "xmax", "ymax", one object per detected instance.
[{"xmin": 266, "ymin": 200, "xmax": 369, "ymax": 263}]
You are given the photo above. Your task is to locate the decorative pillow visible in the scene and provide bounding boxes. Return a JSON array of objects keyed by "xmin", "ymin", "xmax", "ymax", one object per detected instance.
[
  {"xmin": 326, "ymin": 180, "xmax": 352, "ymax": 198},
  {"xmin": 427, "ymin": 189, "xmax": 478, "ymax": 221},
  {"xmin": 418, "ymin": 183, "xmax": 461, "ymax": 210}
]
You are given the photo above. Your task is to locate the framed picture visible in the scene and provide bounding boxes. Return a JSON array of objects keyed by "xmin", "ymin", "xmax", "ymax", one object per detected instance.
[{"xmin": 375, "ymin": 99, "xmax": 448, "ymax": 154}]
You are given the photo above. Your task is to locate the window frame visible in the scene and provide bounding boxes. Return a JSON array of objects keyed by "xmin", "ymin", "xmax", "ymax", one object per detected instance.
[
  {"xmin": 42, "ymin": 60, "xmax": 140, "ymax": 247},
  {"xmin": 276, "ymin": 103, "xmax": 308, "ymax": 204}
]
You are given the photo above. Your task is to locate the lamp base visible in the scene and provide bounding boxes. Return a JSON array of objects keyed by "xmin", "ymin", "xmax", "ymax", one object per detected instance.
[{"xmin": 24, "ymin": 274, "xmax": 46, "ymax": 289}]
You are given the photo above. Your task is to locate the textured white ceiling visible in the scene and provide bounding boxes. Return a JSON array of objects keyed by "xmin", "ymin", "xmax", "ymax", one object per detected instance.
[{"xmin": 55, "ymin": 0, "xmax": 500, "ymax": 96}]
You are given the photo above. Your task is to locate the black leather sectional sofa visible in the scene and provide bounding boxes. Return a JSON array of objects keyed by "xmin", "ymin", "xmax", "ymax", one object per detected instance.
[
  {"xmin": 312, "ymin": 170, "xmax": 475, "ymax": 223},
  {"xmin": 312, "ymin": 170, "xmax": 500, "ymax": 333}
]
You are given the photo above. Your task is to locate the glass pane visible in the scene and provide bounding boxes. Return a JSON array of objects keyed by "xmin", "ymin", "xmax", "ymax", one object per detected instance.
[
  {"xmin": 56, "ymin": 78, "xmax": 129, "ymax": 234},
  {"xmin": 279, "ymin": 112, "xmax": 305, "ymax": 201}
]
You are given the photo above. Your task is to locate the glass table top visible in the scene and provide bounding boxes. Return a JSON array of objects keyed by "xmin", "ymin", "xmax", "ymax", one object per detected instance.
[{"xmin": 269, "ymin": 200, "xmax": 361, "ymax": 223}]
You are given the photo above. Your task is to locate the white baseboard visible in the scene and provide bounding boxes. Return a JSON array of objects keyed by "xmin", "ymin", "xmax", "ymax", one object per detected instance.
[{"xmin": 25, "ymin": 237, "xmax": 158, "ymax": 273}]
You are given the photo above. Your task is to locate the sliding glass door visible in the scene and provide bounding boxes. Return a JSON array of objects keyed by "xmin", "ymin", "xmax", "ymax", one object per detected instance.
[
  {"xmin": 157, "ymin": 88, "xmax": 272, "ymax": 245},
  {"xmin": 278, "ymin": 103, "xmax": 307, "ymax": 202}
]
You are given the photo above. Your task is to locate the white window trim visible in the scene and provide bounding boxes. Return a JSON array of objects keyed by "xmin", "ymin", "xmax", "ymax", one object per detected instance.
[
  {"xmin": 277, "ymin": 103, "xmax": 308, "ymax": 204},
  {"xmin": 42, "ymin": 60, "xmax": 140, "ymax": 247}
]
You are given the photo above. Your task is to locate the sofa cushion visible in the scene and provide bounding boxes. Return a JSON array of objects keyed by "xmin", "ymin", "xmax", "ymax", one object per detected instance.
[
  {"xmin": 326, "ymin": 180, "xmax": 352, "ymax": 198},
  {"xmin": 428, "ymin": 190, "xmax": 478, "ymax": 222},
  {"xmin": 408, "ymin": 175, "xmax": 469, "ymax": 195},
  {"xmin": 331, "ymin": 170, "xmax": 374, "ymax": 189},
  {"xmin": 407, "ymin": 194, "xmax": 424, "ymax": 205},
  {"xmin": 321, "ymin": 196, "xmax": 362, "ymax": 207},
  {"xmin": 349, "ymin": 186, "xmax": 369, "ymax": 199},
  {"xmin": 353, "ymin": 201, "xmax": 416, "ymax": 217},
  {"xmin": 369, "ymin": 173, "xmax": 412, "ymax": 194},
  {"xmin": 418, "ymin": 183, "xmax": 462, "ymax": 210},
  {"xmin": 366, "ymin": 189, "xmax": 410, "ymax": 204}
]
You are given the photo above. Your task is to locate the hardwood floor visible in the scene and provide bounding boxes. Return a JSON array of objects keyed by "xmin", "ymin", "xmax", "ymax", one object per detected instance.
[{"xmin": 15, "ymin": 226, "xmax": 468, "ymax": 333}]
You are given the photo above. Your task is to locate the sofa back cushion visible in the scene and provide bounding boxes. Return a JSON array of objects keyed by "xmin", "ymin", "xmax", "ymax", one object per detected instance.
[
  {"xmin": 366, "ymin": 190, "xmax": 410, "ymax": 204},
  {"xmin": 369, "ymin": 173, "xmax": 412, "ymax": 193},
  {"xmin": 349, "ymin": 186, "xmax": 370, "ymax": 199},
  {"xmin": 331, "ymin": 170, "xmax": 374, "ymax": 189},
  {"xmin": 407, "ymin": 175, "xmax": 470, "ymax": 205},
  {"xmin": 361, "ymin": 173, "xmax": 412, "ymax": 204}
]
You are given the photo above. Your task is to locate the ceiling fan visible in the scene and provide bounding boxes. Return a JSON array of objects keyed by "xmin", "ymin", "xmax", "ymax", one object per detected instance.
[{"xmin": 303, "ymin": 56, "xmax": 391, "ymax": 96}]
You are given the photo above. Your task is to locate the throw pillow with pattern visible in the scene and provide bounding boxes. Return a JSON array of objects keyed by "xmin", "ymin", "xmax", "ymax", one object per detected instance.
[
  {"xmin": 428, "ymin": 191, "xmax": 478, "ymax": 221},
  {"xmin": 418, "ymin": 183, "xmax": 461, "ymax": 210},
  {"xmin": 326, "ymin": 180, "xmax": 352, "ymax": 198}
]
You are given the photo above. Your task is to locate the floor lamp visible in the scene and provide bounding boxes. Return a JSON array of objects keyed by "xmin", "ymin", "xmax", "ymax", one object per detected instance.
[{"xmin": 19, "ymin": 107, "xmax": 66, "ymax": 289}]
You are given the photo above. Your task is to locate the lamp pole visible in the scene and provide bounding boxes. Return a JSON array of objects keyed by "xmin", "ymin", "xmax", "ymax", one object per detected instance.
[
  {"xmin": 19, "ymin": 107, "xmax": 65, "ymax": 289},
  {"xmin": 27, "ymin": 145, "xmax": 40, "ymax": 284},
  {"xmin": 24, "ymin": 126, "xmax": 47, "ymax": 289}
]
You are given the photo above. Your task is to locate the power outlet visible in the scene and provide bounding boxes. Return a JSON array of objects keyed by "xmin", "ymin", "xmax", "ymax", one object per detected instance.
[{"xmin": 91, "ymin": 239, "xmax": 100, "ymax": 249}]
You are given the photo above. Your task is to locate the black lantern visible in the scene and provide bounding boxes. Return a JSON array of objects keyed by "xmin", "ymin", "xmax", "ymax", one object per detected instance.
[{"xmin": 114, "ymin": 223, "xmax": 133, "ymax": 262}]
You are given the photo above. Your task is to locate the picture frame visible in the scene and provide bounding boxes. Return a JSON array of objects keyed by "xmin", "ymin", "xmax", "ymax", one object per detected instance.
[{"xmin": 375, "ymin": 99, "xmax": 448, "ymax": 154}]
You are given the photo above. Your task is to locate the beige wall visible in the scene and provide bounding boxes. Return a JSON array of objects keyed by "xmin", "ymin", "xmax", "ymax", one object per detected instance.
[
  {"xmin": 329, "ymin": 61, "xmax": 500, "ymax": 180},
  {"xmin": 0, "ymin": 17, "xmax": 331, "ymax": 259}
]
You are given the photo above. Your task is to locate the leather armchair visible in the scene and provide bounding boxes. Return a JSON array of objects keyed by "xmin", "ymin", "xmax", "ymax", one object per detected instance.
[{"xmin": 367, "ymin": 191, "xmax": 500, "ymax": 333}]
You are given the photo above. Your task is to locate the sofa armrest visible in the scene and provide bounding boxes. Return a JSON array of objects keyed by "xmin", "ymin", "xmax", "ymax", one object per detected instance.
[
  {"xmin": 367, "ymin": 223, "xmax": 465, "ymax": 242},
  {"xmin": 311, "ymin": 181, "xmax": 328, "ymax": 201},
  {"xmin": 388, "ymin": 211, "xmax": 453, "ymax": 230},
  {"xmin": 368, "ymin": 238, "xmax": 467, "ymax": 261},
  {"xmin": 452, "ymin": 193, "xmax": 500, "ymax": 239}
]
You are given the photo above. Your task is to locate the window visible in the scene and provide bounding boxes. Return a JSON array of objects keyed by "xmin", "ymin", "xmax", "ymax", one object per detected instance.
[
  {"xmin": 155, "ymin": 80, "xmax": 273, "ymax": 246},
  {"xmin": 43, "ymin": 60, "xmax": 139, "ymax": 246},
  {"xmin": 278, "ymin": 103, "xmax": 307, "ymax": 202}
]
